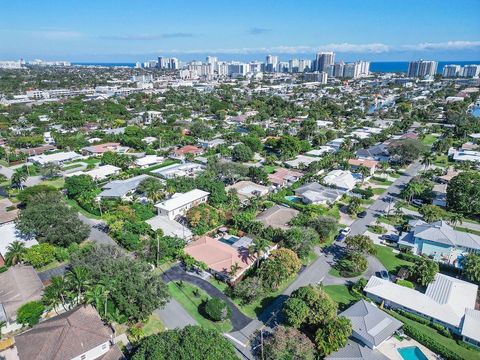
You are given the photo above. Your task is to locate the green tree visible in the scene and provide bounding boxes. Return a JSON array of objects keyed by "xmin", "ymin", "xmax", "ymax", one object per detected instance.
[
  {"xmin": 17, "ymin": 184, "xmax": 57, "ymax": 204},
  {"xmin": 311, "ymin": 216, "xmax": 338, "ymax": 242},
  {"xmin": 259, "ymin": 249, "xmax": 301, "ymax": 291},
  {"xmin": 232, "ymin": 143, "xmax": 254, "ymax": 162},
  {"xmin": 463, "ymin": 254, "xmax": 480, "ymax": 285},
  {"xmin": 138, "ymin": 177, "xmax": 164, "ymax": 202},
  {"xmin": 4, "ymin": 240, "xmax": 27, "ymax": 266},
  {"xmin": 344, "ymin": 234, "xmax": 376, "ymax": 255},
  {"xmin": 283, "ymin": 227, "xmax": 319, "ymax": 259},
  {"xmin": 232, "ymin": 276, "xmax": 264, "ymax": 304},
  {"xmin": 413, "ymin": 257, "xmax": 439, "ymax": 286},
  {"xmin": 263, "ymin": 326, "xmax": 316, "ymax": 360},
  {"xmin": 347, "ymin": 197, "xmax": 362, "ymax": 215},
  {"xmin": 248, "ymin": 166, "xmax": 269, "ymax": 185},
  {"xmin": 249, "ymin": 237, "xmax": 270, "ymax": 267},
  {"xmin": 419, "ymin": 205, "xmax": 447, "ymax": 223},
  {"xmin": 22, "ymin": 243, "xmax": 56, "ymax": 268},
  {"xmin": 446, "ymin": 171, "xmax": 480, "ymax": 216},
  {"xmin": 131, "ymin": 326, "xmax": 237, "ymax": 360},
  {"xmin": 314, "ymin": 316, "xmax": 352, "ymax": 356},
  {"xmin": 16, "ymin": 191, "xmax": 90, "ymax": 247},
  {"xmin": 16, "ymin": 301, "xmax": 45, "ymax": 327},
  {"xmin": 40, "ymin": 163, "xmax": 61, "ymax": 179},
  {"xmin": 204, "ymin": 297, "xmax": 231, "ymax": 322},
  {"xmin": 65, "ymin": 175, "xmax": 97, "ymax": 198},
  {"xmin": 11, "ymin": 169, "xmax": 27, "ymax": 189},
  {"xmin": 65, "ymin": 266, "xmax": 90, "ymax": 305},
  {"xmin": 389, "ymin": 139, "xmax": 425, "ymax": 164}
]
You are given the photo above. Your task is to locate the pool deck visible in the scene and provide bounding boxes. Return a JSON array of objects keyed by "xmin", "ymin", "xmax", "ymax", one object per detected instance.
[{"xmin": 377, "ymin": 337, "xmax": 437, "ymax": 360}]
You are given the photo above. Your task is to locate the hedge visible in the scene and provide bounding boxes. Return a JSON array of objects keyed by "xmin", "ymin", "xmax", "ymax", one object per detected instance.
[
  {"xmin": 396, "ymin": 279, "xmax": 414, "ymax": 288},
  {"xmin": 402, "ymin": 323, "xmax": 463, "ymax": 360}
]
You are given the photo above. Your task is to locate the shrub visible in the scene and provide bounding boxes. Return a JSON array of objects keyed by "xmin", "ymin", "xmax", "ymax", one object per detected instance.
[
  {"xmin": 402, "ymin": 323, "xmax": 463, "ymax": 360},
  {"xmin": 431, "ymin": 323, "xmax": 453, "ymax": 338},
  {"xmin": 16, "ymin": 301, "xmax": 45, "ymax": 327},
  {"xmin": 204, "ymin": 297, "xmax": 231, "ymax": 322},
  {"xmin": 396, "ymin": 279, "xmax": 414, "ymax": 288},
  {"xmin": 396, "ymin": 309, "xmax": 430, "ymax": 325},
  {"xmin": 23, "ymin": 243, "xmax": 57, "ymax": 268}
]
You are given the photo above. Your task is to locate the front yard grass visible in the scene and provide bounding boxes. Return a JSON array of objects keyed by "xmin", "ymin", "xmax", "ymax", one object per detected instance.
[
  {"xmin": 40, "ymin": 177, "xmax": 65, "ymax": 189},
  {"xmin": 167, "ymin": 281, "xmax": 233, "ymax": 332},
  {"xmin": 323, "ymin": 285, "xmax": 358, "ymax": 307},
  {"xmin": 66, "ymin": 198, "xmax": 101, "ymax": 220},
  {"xmin": 370, "ymin": 178, "xmax": 393, "ymax": 186},
  {"xmin": 372, "ymin": 188, "xmax": 386, "ymax": 195},
  {"xmin": 262, "ymin": 165, "xmax": 276, "ymax": 174},
  {"xmin": 421, "ymin": 134, "xmax": 438, "ymax": 146},
  {"xmin": 142, "ymin": 313, "xmax": 165, "ymax": 336},
  {"xmin": 374, "ymin": 245, "xmax": 414, "ymax": 273}
]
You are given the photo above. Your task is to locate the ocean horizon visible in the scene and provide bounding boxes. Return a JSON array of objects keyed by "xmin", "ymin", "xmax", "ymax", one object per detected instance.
[{"xmin": 72, "ymin": 60, "xmax": 480, "ymax": 73}]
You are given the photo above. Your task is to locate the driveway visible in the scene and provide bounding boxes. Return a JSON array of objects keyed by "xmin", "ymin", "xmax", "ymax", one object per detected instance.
[
  {"xmin": 154, "ymin": 298, "xmax": 197, "ymax": 330},
  {"xmin": 162, "ymin": 264, "xmax": 252, "ymax": 331},
  {"xmin": 78, "ymin": 213, "xmax": 118, "ymax": 247}
]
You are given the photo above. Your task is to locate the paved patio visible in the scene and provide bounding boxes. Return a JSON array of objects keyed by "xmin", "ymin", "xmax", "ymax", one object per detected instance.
[{"xmin": 377, "ymin": 336, "xmax": 437, "ymax": 360}]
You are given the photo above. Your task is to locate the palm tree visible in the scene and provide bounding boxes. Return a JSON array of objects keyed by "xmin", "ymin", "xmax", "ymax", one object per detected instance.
[
  {"xmin": 249, "ymin": 238, "xmax": 270, "ymax": 268},
  {"xmin": 229, "ymin": 263, "xmax": 241, "ymax": 277},
  {"xmin": 40, "ymin": 163, "xmax": 61, "ymax": 179},
  {"xmin": 11, "ymin": 170, "xmax": 27, "ymax": 190},
  {"xmin": 421, "ymin": 153, "xmax": 435, "ymax": 171},
  {"xmin": 85, "ymin": 284, "xmax": 110, "ymax": 318},
  {"xmin": 65, "ymin": 266, "xmax": 90, "ymax": 305},
  {"xmin": 448, "ymin": 212, "xmax": 463, "ymax": 227},
  {"xmin": 4, "ymin": 240, "xmax": 26, "ymax": 266},
  {"xmin": 45, "ymin": 276, "xmax": 70, "ymax": 312},
  {"xmin": 0, "ymin": 320, "xmax": 6, "ymax": 338}
]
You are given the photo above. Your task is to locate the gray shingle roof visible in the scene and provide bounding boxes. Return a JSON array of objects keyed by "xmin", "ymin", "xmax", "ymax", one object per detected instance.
[
  {"xmin": 414, "ymin": 220, "xmax": 480, "ymax": 250},
  {"xmin": 340, "ymin": 300, "xmax": 402, "ymax": 348},
  {"xmin": 99, "ymin": 174, "xmax": 151, "ymax": 198},
  {"xmin": 326, "ymin": 339, "xmax": 389, "ymax": 360}
]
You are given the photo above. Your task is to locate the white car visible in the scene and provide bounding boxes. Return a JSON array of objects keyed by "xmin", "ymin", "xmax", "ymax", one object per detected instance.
[{"xmin": 340, "ymin": 227, "xmax": 351, "ymax": 236}]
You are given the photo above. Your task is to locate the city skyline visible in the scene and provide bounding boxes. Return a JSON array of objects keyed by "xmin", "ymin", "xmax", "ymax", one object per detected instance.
[{"xmin": 1, "ymin": 0, "xmax": 479, "ymax": 61}]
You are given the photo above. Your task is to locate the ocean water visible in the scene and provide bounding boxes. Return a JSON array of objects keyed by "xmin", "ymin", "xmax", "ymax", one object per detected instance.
[{"xmin": 72, "ymin": 61, "xmax": 480, "ymax": 73}]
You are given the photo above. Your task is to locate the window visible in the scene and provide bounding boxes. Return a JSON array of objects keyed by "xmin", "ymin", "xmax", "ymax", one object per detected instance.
[
  {"xmin": 80, "ymin": 355, "xmax": 86, "ymax": 360},
  {"xmin": 102, "ymin": 343, "xmax": 107, "ymax": 350}
]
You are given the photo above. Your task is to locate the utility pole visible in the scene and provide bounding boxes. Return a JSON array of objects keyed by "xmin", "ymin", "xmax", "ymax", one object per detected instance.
[{"xmin": 156, "ymin": 233, "xmax": 160, "ymax": 268}]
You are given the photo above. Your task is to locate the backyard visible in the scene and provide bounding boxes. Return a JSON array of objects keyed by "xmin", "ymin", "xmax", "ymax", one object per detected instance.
[{"xmin": 374, "ymin": 245, "xmax": 415, "ymax": 273}]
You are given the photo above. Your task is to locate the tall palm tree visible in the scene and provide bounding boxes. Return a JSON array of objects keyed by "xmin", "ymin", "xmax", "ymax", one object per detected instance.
[
  {"xmin": 421, "ymin": 153, "xmax": 435, "ymax": 171},
  {"xmin": 249, "ymin": 238, "xmax": 270, "ymax": 268},
  {"xmin": 11, "ymin": 170, "xmax": 27, "ymax": 190},
  {"xmin": 45, "ymin": 276, "xmax": 71, "ymax": 312},
  {"xmin": 65, "ymin": 266, "xmax": 90, "ymax": 305},
  {"xmin": 448, "ymin": 212, "xmax": 463, "ymax": 227},
  {"xmin": 229, "ymin": 263, "xmax": 241, "ymax": 277},
  {"xmin": 4, "ymin": 240, "xmax": 26, "ymax": 266},
  {"xmin": 85, "ymin": 284, "xmax": 110, "ymax": 318}
]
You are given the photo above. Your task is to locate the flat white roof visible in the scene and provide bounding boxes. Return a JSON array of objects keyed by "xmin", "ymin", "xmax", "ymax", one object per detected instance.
[
  {"xmin": 0, "ymin": 223, "xmax": 38, "ymax": 257},
  {"xmin": 365, "ymin": 273, "xmax": 477, "ymax": 328},
  {"xmin": 30, "ymin": 151, "xmax": 81, "ymax": 164},
  {"xmin": 155, "ymin": 189, "xmax": 209, "ymax": 212}
]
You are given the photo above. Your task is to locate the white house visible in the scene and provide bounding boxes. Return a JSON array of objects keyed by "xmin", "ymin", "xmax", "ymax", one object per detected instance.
[
  {"xmin": 29, "ymin": 151, "xmax": 82, "ymax": 166},
  {"xmin": 323, "ymin": 169, "xmax": 358, "ymax": 191},
  {"xmin": 66, "ymin": 165, "xmax": 121, "ymax": 181},
  {"xmin": 155, "ymin": 189, "xmax": 209, "ymax": 220},
  {"xmin": 135, "ymin": 155, "xmax": 164, "ymax": 168}
]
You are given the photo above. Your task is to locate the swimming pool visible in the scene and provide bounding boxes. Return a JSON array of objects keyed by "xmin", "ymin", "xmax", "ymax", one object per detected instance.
[
  {"xmin": 285, "ymin": 195, "xmax": 302, "ymax": 203},
  {"xmin": 220, "ymin": 235, "xmax": 240, "ymax": 245},
  {"xmin": 398, "ymin": 346, "xmax": 428, "ymax": 360}
]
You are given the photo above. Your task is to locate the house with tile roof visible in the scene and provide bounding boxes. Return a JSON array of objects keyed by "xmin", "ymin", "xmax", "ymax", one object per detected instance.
[
  {"xmin": 255, "ymin": 205, "xmax": 299, "ymax": 230},
  {"xmin": 14, "ymin": 305, "xmax": 124, "ymax": 360}
]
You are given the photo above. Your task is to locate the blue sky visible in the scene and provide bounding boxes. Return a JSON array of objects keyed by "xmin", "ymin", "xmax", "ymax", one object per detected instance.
[{"xmin": 1, "ymin": 0, "xmax": 479, "ymax": 62}]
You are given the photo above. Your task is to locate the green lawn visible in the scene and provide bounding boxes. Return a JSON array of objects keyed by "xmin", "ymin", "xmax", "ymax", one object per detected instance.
[
  {"xmin": 66, "ymin": 198, "xmax": 101, "ymax": 219},
  {"xmin": 328, "ymin": 267, "xmax": 342, "ymax": 278},
  {"xmin": 370, "ymin": 178, "xmax": 393, "ymax": 186},
  {"xmin": 388, "ymin": 311, "xmax": 480, "ymax": 360},
  {"xmin": 302, "ymin": 251, "xmax": 319, "ymax": 266},
  {"xmin": 62, "ymin": 163, "xmax": 84, "ymax": 171},
  {"xmin": 422, "ymin": 134, "xmax": 438, "ymax": 146},
  {"xmin": 262, "ymin": 165, "xmax": 276, "ymax": 174},
  {"xmin": 455, "ymin": 226, "xmax": 480, "ymax": 236},
  {"xmin": 372, "ymin": 188, "xmax": 386, "ymax": 195},
  {"xmin": 142, "ymin": 313, "xmax": 165, "ymax": 335},
  {"xmin": 323, "ymin": 285, "xmax": 357, "ymax": 307},
  {"xmin": 433, "ymin": 155, "xmax": 449, "ymax": 168},
  {"xmin": 167, "ymin": 282, "xmax": 233, "ymax": 332},
  {"xmin": 66, "ymin": 157, "xmax": 101, "ymax": 166},
  {"xmin": 40, "ymin": 178, "xmax": 65, "ymax": 189},
  {"xmin": 374, "ymin": 245, "xmax": 414, "ymax": 273},
  {"xmin": 361, "ymin": 198, "xmax": 375, "ymax": 205}
]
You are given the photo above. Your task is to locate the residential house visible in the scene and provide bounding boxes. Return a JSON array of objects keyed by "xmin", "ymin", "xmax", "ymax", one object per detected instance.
[
  {"xmin": 356, "ymin": 144, "xmax": 389, "ymax": 162},
  {"xmin": 256, "ymin": 205, "xmax": 299, "ymax": 230},
  {"xmin": 198, "ymin": 138, "xmax": 226, "ymax": 149},
  {"xmin": 364, "ymin": 273, "xmax": 478, "ymax": 334},
  {"xmin": 17, "ymin": 144, "xmax": 56, "ymax": 156},
  {"xmin": 66, "ymin": 165, "xmax": 121, "ymax": 181},
  {"xmin": 305, "ymin": 146, "xmax": 336, "ymax": 157},
  {"xmin": 170, "ymin": 145, "xmax": 204, "ymax": 160},
  {"xmin": 324, "ymin": 170, "xmax": 358, "ymax": 191},
  {"xmin": 155, "ymin": 189, "xmax": 209, "ymax": 220},
  {"xmin": 0, "ymin": 265, "xmax": 43, "ymax": 334},
  {"xmin": 134, "ymin": 155, "xmax": 164, "ymax": 169},
  {"xmin": 0, "ymin": 198, "xmax": 19, "ymax": 226},
  {"xmin": 184, "ymin": 235, "xmax": 256, "ymax": 283},
  {"xmin": 0, "ymin": 222, "xmax": 37, "ymax": 267},
  {"xmin": 98, "ymin": 174, "xmax": 152, "ymax": 199},
  {"xmin": 225, "ymin": 181, "xmax": 269, "ymax": 204},
  {"xmin": 284, "ymin": 155, "xmax": 319, "ymax": 169},
  {"xmin": 398, "ymin": 220, "xmax": 480, "ymax": 268},
  {"xmin": 146, "ymin": 215, "xmax": 192, "ymax": 241},
  {"xmin": 461, "ymin": 309, "xmax": 480, "ymax": 348},
  {"xmin": 327, "ymin": 300, "xmax": 402, "ymax": 360},
  {"xmin": 448, "ymin": 148, "xmax": 480, "ymax": 164},
  {"xmin": 151, "ymin": 162, "xmax": 204, "ymax": 179},
  {"xmin": 14, "ymin": 305, "xmax": 124, "ymax": 360},
  {"xmin": 268, "ymin": 168, "xmax": 303, "ymax": 188},
  {"xmin": 29, "ymin": 151, "xmax": 82, "ymax": 166},
  {"xmin": 326, "ymin": 138, "xmax": 345, "ymax": 151},
  {"xmin": 432, "ymin": 184, "xmax": 447, "ymax": 207},
  {"xmin": 81, "ymin": 142, "xmax": 128, "ymax": 156},
  {"xmin": 295, "ymin": 182, "xmax": 346, "ymax": 205},
  {"xmin": 348, "ymin": 158, "xmax": 378, "ymax": 177}
]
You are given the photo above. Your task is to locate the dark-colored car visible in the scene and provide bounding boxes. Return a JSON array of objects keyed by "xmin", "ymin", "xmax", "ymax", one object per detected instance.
[{"xmin": 357, "ymin": 211, "xmax": 367, "ymax": 218}]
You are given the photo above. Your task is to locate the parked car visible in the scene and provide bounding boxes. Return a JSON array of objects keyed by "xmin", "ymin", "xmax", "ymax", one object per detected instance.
[
  {"xmin": 381, "ymin": 234, "xmax": 399, "ymax": 242},
  {"xmin": 412, "ymin": 199, "xmax": 424, "ymax": 206},
  {"xmin": 340, "ymin": 227, "xmax": 351, "ymax": 236},
  {"xmin": 357, "ymin": 211, "xmax": 367, "ymax": 218},
  {"xmin": 379, "ymin": 270, "xmax": 390, "ymax": 281}
]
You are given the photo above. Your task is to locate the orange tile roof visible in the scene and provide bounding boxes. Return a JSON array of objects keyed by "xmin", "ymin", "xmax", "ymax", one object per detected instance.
[
  {"xmin": 348, "ymin": 158, "xmax": 379, "ymax": 169},
  {"xmin": 185, "ymin": 236, "xmax": 255, "ymax": 274}
]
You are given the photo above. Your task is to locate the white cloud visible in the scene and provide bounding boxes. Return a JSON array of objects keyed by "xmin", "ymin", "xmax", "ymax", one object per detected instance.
[{"xmin": 401, "ymin": 40, "xmax": 480, "ymax": 51}]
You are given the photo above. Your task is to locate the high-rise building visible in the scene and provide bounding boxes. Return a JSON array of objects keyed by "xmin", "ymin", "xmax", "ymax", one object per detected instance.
[
  {"xmin": 304, "ymin": 71, "xmax": 328, "ymax": 84},
  {"xmin": 265, "ymin": 55, "xmax": 279, "ymax": 72},
  {"xmin": 461, "ymin": 64, "xmax": 480, "ymax": 78},
  {"xmin": 298, "ymin": 59, "xmax": 311, "ymax": 72},
  {"xmin": 314, "ymin": 52, "xmax": 335, "ymax": 72},
  {"xmin": 407, "ymin": 60, "xmax": 438, "ymax": 78},
  {"xmin": 442, "ymin": 65, "xmax": 461, "ymax": 78},
  {"xmin": 169, "ymin": 58, "xmax": 179, "ymax": 70}
]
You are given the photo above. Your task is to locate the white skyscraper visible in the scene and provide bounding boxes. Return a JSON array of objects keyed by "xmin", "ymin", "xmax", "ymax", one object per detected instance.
[
  {"xmin": 461, "ymin": 64, "xmax": 480, "ymax": 78},
  {"xmin": 443, "ymin": 65, "xmax": 461, "ymax": 77},
  {"xmin": 265, "ymin": 55, "xmax": 279, "ymax": 72},
  {"xmin": 407, "ymin": 60, "xmax": 438, "ymax": 78},
  {"xmin": 314, "ymin": 52, "xmax": 335, "ymax": 72}
]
